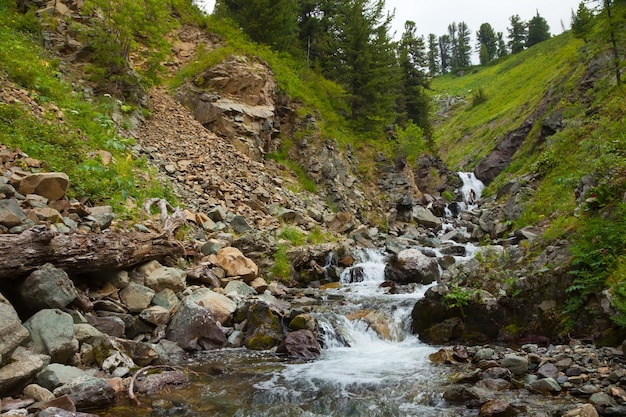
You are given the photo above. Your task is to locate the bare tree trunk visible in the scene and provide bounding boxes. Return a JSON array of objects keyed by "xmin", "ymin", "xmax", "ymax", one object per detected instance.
[{"xmin": 0, "ymin": 227, "xmax": 184, "ymax": 279}]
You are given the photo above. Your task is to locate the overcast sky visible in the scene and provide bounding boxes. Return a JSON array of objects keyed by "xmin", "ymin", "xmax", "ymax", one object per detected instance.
[{"xmin": 193, "ymin": 0, "xmax": 582, "ymax": 52}]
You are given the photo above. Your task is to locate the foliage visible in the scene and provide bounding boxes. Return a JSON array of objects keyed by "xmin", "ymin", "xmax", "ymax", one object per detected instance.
[
  {"xmin": 394, "ymin": 122, "xmax": 428, "ymax": 162},
  {"xmin": 507, "ymin": 14, "xmax": 527, "ymax": 54},
  {"xmin": 0, "ymin": 1, "xmax": 176, "ymax": 217},
  {"xmin": 270, "ymin": 244, "xmax": 292, "ymax": 282},
  {"xmin": 571, "ymin": 1, "xmax": 595, "ymax": 42},
  {"xmin": 476, "ymin": 23, "xmax": 498, "ymax": 65},
  {"xmin": 443, "ymin": 284, "xmax": 477, "ymax": 318},
  {"xmin": 526, "ymin": 11, "xmax": 551, "ymax": 48}
]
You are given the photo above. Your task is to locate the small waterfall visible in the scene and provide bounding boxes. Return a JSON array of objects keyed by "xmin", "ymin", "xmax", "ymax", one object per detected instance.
[
  {"xmin": 339, "ymin": 248, "xmax": 386, "ymax": 284},
  {"xmin": 458, "ymin": 171, "xmax": 485, "ymax": 211}
]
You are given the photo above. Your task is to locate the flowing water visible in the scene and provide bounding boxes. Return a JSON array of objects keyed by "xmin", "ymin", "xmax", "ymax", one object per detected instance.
[{"xmin": 96, "ymin": 174, "xmax": 485, "ymax": 417}]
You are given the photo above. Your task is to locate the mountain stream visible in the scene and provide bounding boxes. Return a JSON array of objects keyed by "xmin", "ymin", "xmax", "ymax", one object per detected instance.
[{"xmin": 95, "ymin": 174, "xmax": 485, "ymax": 417}]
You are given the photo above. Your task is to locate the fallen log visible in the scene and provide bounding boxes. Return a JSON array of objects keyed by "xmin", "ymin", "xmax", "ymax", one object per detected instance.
[{"xmin": 0, "ymin": 226, "xmax": 184, "ymax": 279}]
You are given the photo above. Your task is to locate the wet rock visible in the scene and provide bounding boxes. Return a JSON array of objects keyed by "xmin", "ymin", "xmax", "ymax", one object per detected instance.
[
  {"xmin": 501, "ymin": 354, "xmax": 528, "ymax": 376},
  {"xmin": 442, "ymin": 385, "xmax": 480, "ymax": 403},
  {"xmin": 37, "ymin": 407, "xmax": 101, "ymax": 417},
  {"xmin": 53, "ymin": 376, "xmax": 116, "ymax": 410},
  {"xmin": 24, "ymin": 309, "xmax": 79, "ymax": 363},
  {"xmin": 422, "ymin": 317, "xmax": 465, "ymax": 344},
  {"xmin": 18, "ymin": 172, "xmax": 69, "ymax": 201},
  {"xmin": 0, "ymin": 292, "xmax": 29, "ymax": 366},
  {"xmin": 479, "ymin": 399, "xmax": 516, "ymax": 417},
  {"xmin": 529, "ymin": 377, "xmax": 562, "ymax": 394},
  {"xmin": 276, "ymin": 329, "xmax": 321, "ymax": 359},
  {"xmin": 244, "ymin": 301, "xmax": 284, "ymax": 350},
  {"xmin": 384, "ymin": 248, "xmax": 440, "ymax": 285},
  {"xmin": 165, "ymin": 298, "xmax": 227, "ymax": 351},
  {"xmin": 18, "ymin": 263, "xmax": 78, "ymax": 312},
  {"xmin": 0, "ymin": 347, "xmax": 49, "ymax": 396},
  {"xmin": 135, "ymin": 370, "xmax": 189, "ymax": 395},
  {"xmin": 562, "ymin": 404, "xmax": 598, "ymax": 417}
]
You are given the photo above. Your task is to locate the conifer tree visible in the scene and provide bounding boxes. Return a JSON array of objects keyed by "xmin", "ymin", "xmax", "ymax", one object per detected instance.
[
  {"xmin": 427, "ymin": 33, "xmax": 440, "ymax": 75},
  {"xmin": 496, "ymin": 31, "xmax": 508, "ymax": 58},
  {"xmin": 526, "ymin": 10, "xmax": 551, "ymax": 47},
  {"xmin": 476, "ymin": 23, "xmax": 498, "ymax": 64},
  {"xmin": 507, "ymin": 14, "xmax": 528, "ymax": 54},
  {"xmin": 439, "ymin": 34, "xmax": 452, "ymax": 73},
  {"xmin": 456, "ymin": 21, "xmax": 472, "ymax": 68},
  {"xmin": 397, "ymin": 21, "xmax": 431, "ymax": 135},
  {"xmin": 571, "ymin": 1, "xmax": 595, "ymax": 42}
]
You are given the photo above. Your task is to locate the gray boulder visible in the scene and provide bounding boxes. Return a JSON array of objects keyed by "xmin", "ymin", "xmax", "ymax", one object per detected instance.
[
  {"xmin": 0, "ymin": 347, "xmax": 49, "ymax": 396},
  {"xmin": 0, "ymin": 292, "xmax": 29, "ymax": 366},
  {"xmin": 53, "ymin": 376, "xmax": 116, "ymax": 410},
  {"xmin": 411, "ymin": 206, "xmax": 442, "ymax": 229},
  {"xmin": 24, "ymin": 309, "xmax": 79, "ymax": 363},
  {"xmin": 18, "ymin": 264, "xmax": 78, "ymax": 312},
  {"xmin": 0, "ymin": 198, "xmax": 26, "ymax": 227},
  {"xmin": 165, "ymin": 298, "xmax": 227, "ymax": 351},
  {"xmin": 119, "ymin": 282, "xmax": 155, "ymax": 313},
  {"xmin": 384, "ymin": 248, "xmax": 441, "ymax": 284},
  {"xmin": 145, "ymin": 266, "xmax": 186, "ymax": 293},
  {"xmin": 36, "ymin": 364, "xmax": 90, "ymax": 391}
]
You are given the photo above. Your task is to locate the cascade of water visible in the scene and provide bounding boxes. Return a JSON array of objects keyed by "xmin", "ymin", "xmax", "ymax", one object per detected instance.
[{"xmin": 458, "ymin": 171, "xmax": 485, "ymax": 211}]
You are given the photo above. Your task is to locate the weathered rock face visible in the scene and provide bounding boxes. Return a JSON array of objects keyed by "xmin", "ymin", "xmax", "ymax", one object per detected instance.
[
  {"xmin": 175, "ymin": 56, "xmax": 280, "ymax": 160},
  {"xmin": 276, "ymin": 329, "xmax": 321, "ymax": 360},
  {"xmin": 213, "ymin": 247, "xmax": 259, "ymax": 282},
  {"xmin": 0, "ymin": 347, "xmax": 49, "ymax": 396},
  {"xmin": 24, "ymin": 309, "xmax": 79, "ymax": 363}
]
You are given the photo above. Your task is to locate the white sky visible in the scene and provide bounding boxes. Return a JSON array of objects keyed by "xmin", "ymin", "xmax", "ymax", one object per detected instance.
[{"xmin": 194, "ymin": 0, "xmax": 583, "ymax": 58}]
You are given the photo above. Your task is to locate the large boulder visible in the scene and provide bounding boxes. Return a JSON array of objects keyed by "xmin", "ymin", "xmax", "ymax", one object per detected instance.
[
  {"xmin": 36, "ymin": 364, "xmax": 90, "ymax": 391},
  {"xmin": 165, "ymin": 298, "xmax": 227, "ymax": 351},
  {"xmin": 411, "ymin": 206, "xmax": 442, "ymax": 229},
  {"xmin": 244, "ymin": 301, "xmax": 284, "ymax": 350},
  {"xmin": 0, "ymin": 347, "xmax": 49, "ymax": 396},
  {"xmin": 19, "ymin": 172, "xmax": 69, "ymax": 200},
  {"xmin": 384, "ymin": 248, "xmax": 441, "ymax": 285},
  {"xmin": 119, "ymin": 282, "xmax": 155, "ymax": 313},
  {"xmin": 18, "ymin": 263, "xmax": 78, "ymax": 313},
  {"xmin": 24, "ymin": 309, "xmax": 79, "ymax": 363},
  {"xmin": 186, "ymin": 287, "xmax": 237, "ymax": 325},
  {"xmin": 144, "ymin": 266, "xmax": 186, "ymax": 293},
  {"xmin": 53, "ymin": 376, "xmax": 116, "ymax": 410},
  {"xmin": 0, "ymin": 198, "xmax": 26, "ymax": 227},
  {"xmin": 276, "ymin": 330, "xmax": 321, "ymax": 360},
  {"xmin": 0, "ymin": 292, "xmax": 29, "ymax": 366},
  {"xmin": 213, "ymin": 247, "xmax": 258, "ymax": 281}
]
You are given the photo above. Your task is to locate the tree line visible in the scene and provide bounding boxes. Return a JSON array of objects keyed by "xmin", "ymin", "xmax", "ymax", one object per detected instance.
[{"xmin": 214, "ymin": 0, "xmax": 608, "ymax": 134}]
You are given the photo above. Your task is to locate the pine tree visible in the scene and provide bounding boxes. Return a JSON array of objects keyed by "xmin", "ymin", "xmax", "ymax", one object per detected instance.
[
  {"xmin": 427, "ymin": 33, "xmax": 440, "ymax": 75},
  {"xmin": 476, "ymin": 23, "xmax": 498, "ymax": 64},
  {"xmin": 439, "ymin": 34, "xmax": 452, "ymax": 73},
  {"xmin": 397, "ymin": 21, "xmax": 431, "ymax": 135},
  {"xmin": 456, "ymin": 21, "xmax": 472, "ymax": 68},
  {"xmin": 526, "ymin": 10, "xmax": 551, "ymax": 47},
  {"xmin": 447, "ymin": 22, "xmax": 459, "ymax": 69},
  {"xmin": 496, "ymin": 31, "xmax": 508, "ymax": 58},
  {"xmin": 571, "ymin": 1, "xmax": 595, "ymax": 42},
  {"xmin": 594, "ymin": 0, "xmax": 625, "ymax": 86},
  {"xmin": 215, "ymin": 0, "xmax": 299, "ymax": 53},
  {"xmin": 507, "ymin": 14, "xmax": 528, "ymax": 54}
]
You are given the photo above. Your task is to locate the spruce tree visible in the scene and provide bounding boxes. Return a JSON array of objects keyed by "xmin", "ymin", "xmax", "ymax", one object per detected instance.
[
  {"xmin": 456, "ymin": 22, "xmax": 472, "ymax": 68},
  {"xmin": 571, "ymin": 1, "xmax": 595, "ymax": 42},
  {"xmin": 507, "ymin": 14, "xmax": 528, "ymax": 54},
  {"xmin": 439, "ymin": 34, "xmax": 452, "ymax": 73},
  {"xmin": 427, "ymin": 33, "xmax": 441, "ymax": 75},
  {"xmin": 526, "ymin": 10, "xmax": 551, "ymax": 47},
  {"xmin": 476, "ymin": 23, "xmax": 498, "ymax": 64},
  {"xmin": 397, "ymin": 21, "xmax": 431, "ymax": 135}
]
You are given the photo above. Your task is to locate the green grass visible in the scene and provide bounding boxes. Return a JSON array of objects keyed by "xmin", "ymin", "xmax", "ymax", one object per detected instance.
[{"xmin": 0, "ymin": 1, "xmax": 176, "ymax": 218}]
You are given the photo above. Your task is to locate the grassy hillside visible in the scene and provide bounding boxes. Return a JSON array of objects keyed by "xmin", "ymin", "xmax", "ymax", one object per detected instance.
[{"xmin": 431, "ymin": 30, "xmax": 626, "ymax": 328}]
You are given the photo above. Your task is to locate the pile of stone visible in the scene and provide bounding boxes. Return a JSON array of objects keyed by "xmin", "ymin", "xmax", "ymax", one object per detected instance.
[
  {"xmin": 0, "ymin": 146, "xmax": 115, "ymax": 235},
  {"xmin": 0, "ymin": 243, "xmax": 326, "ymax": 415},
  {"xmin": 432, "ymin": 342, "xmax": 626, "ymax": 416}
]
